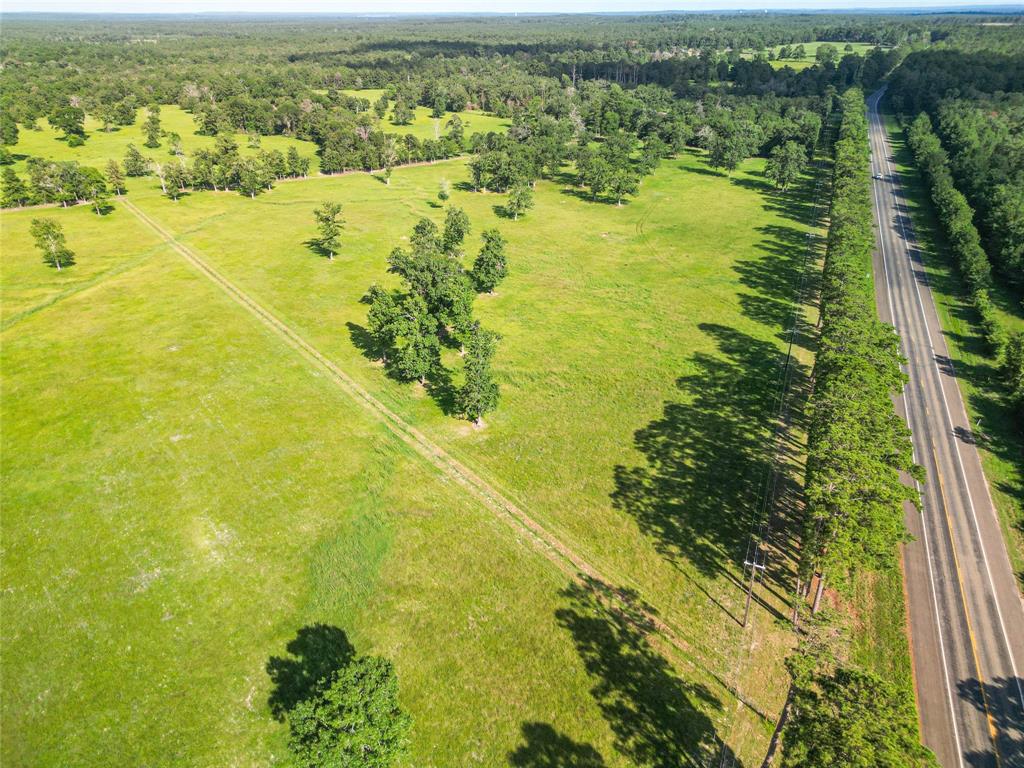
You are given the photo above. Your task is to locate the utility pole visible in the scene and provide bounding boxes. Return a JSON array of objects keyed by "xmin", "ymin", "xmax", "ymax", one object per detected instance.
[{"xmin": 742, "ymin": 542, "xmax": 767, "ymax": 628}]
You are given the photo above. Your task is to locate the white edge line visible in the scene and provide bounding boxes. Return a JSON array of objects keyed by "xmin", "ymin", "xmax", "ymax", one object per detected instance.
[
  {"xmin": 875, "ymin": 96, "xmax": 1024, "ymax": 713},
  {"xmin": 867, "ymin": 90, "xmax": 965, "ymax": 767}
]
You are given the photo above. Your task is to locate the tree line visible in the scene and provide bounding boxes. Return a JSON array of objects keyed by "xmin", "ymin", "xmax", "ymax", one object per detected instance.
[
  {"xmin": 782, "ymin": 87, "xmax": 935, "ymax": 768},
  {"xmin": 905, "ymin": 112, "xmax": 1024, "ymax": 424}
]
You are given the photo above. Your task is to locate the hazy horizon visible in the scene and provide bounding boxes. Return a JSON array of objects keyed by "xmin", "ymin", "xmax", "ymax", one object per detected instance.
[{"xmin": 3, "ymin": 1, "xmax": 1022, "ymax": 16}]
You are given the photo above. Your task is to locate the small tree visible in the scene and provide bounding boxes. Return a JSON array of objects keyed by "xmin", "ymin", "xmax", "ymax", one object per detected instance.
[
  {"xmin": 391, "ymin": 98, "xmax": 414, "ymax": 126},
  {"xmin": 472, "ymin": 229, "xmax": 508, "ymax": 293},
  {"xmin": 506, "ymin": 183, "xmax": 534, "ymax": 220},
  {"xmin": 442, "ymin": 206, "xmax": 471, "ymax": 255},
  {"xmin": 314, "ymin": 201, "xmax": 344, "ymax": 260},
  {"xmin": 124, "ymin": 144, "xmax": 149, "ymax": 177},
  {"xmin": 1, "ymin": 167, "xmax": 30, "ymax": 208},
  {"xmin": 286, "ymin": 655, "xmax": 411, "ymax": 768},
  {"xmin": 437, "ymin": 178, "xmax": 450, "ymax": 204},
  {"xmin": 608, "ymin": 168, "xmax": 639, "ymax": 207},
  {"xmin": 237, "ymin": 158, "xmax": 270, "ymax": 198},
  {"xmin": 766, "ymin": 141, "xmax": 808, "ymax": 191},
  {"xmin": 373, "ymin": 94, "xmax": 389, "ymax": 120},
  {"xmin": 105, "ymin": 159, "xmax": 126, "ymax": 196},
  {"xmin": 81, "ymin": 167, "xmax": 110, "ymax": 214},
  {"xmin": 391, "ymin": 294, "xmax": 440, "ymax": 384},
  {"xmin": 30, "ymin": 218, "xmax": 75, "ymax": 271},
  {"xmin": 50, "ymin": 106, "xmax": 85, "ymax": 142},
  {"xmin": 457, "ymin": 324, "xmax": 500, "ymax": 425},
  {"xmin": 143, "ymin": 106, "xmax": 162, "ymax": 149}
]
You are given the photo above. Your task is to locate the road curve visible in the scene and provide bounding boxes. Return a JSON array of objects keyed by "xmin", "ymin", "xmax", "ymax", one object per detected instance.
[{"xmin": 867, "ymin": 87, "xmax": 1024, "ymax": 767}]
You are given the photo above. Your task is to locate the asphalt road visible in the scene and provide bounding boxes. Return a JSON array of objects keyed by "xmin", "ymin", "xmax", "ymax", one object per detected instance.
[{"xmin": 867, "ymin": 87, "xmax": 1024, "ymax": 767}]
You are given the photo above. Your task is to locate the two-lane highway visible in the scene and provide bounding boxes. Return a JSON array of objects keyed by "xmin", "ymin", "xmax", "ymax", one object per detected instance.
[{"xmin": 867, "ymin": 87, "xmax": 1024, "ymax": 767}]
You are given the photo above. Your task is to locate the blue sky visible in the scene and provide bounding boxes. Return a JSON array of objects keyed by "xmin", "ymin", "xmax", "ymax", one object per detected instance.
[{"xmin": 3, "ymin": 0, "xmax": 1018, "ymax": 13}]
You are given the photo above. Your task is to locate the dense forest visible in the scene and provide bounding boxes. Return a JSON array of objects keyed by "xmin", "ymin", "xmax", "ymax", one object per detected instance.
[{"xmin": 888, "ymin": 29, "xmax": 1024, "ymax": 420}]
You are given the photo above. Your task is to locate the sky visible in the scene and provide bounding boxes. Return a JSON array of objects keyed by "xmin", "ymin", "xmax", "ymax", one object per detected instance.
[{"xmin": 1, "ymin": 0, "xmax": 1019, "ymax": 13}]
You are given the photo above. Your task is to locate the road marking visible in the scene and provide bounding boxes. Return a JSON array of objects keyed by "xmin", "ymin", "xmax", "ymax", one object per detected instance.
[
  {"xmin": 933, "ymin": 447, "xmax": 1003, "ymax": 766},
  {"xmin": 867, "ymin": 94, "xmax": 964, "ymax": 766},
  {"xmin": 872, "ymin": 96, "xmax": 1024, "ymax": 714}
]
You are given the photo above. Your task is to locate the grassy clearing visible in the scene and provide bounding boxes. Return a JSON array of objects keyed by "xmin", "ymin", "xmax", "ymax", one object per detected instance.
[
  {"xmin": 8, "ymin": 106, "xmax": 321, "ymax": 175},
  {"xmin": 6, "ymin": 98, "xmax": 508, "ymax": 181},
  {"xmin": 881, "ymin": 112, "xmax": 1024, "ymax": 586},
  {"xmin": 342, "ymin": 88, "xmax": 511, "ymax": 141},
  {"xmin": 2, "ymin": 138, "xmax": 825, "ymax": 764},
  {"xmin": 0, "ymin": 213, "xmax": 637, "ymax": 766},
  {"xmin": 742, "ymin": 41, "xmax": 880, "ymax": 70}
]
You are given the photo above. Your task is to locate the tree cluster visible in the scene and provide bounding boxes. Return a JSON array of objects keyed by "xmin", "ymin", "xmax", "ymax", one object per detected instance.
[{"xmin": 364, "ymin": 209, "xmax": 506, "ymax": 423}]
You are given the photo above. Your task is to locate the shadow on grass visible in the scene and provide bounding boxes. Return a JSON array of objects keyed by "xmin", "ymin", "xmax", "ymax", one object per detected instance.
[
  {"xmin": 346, "ymin": 320, "xmax": 459, "ymax": 417},
  {"xmin": 303, "ymin": 237, "xmax": 334, "ymax": 261},
  {"xmin": 508, "ymin": 723, "xmax": 607, "ymax": 767},
  {"xmin": 611, "ymin": 324, "xmax": 803, "ymax": 622},
  {"xmin": 552, "ymin": 578, "xmax": 742, "ymax": 768},
  {"xmin": 266, "ymin": 623, "xmax": 355, "ymax": 720}
]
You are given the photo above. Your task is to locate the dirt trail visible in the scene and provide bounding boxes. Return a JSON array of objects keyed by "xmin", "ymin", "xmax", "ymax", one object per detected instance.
[{"xmin": 120, "ymin": 196, "xmax": 714, "ymax": 666}]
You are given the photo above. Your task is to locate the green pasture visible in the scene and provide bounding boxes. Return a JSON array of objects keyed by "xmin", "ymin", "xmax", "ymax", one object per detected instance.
[
  {"xmin": 1, "ymin": 143, "xmax": 826, "ymax": 765},
  {"xmin": 7, "ymin": 105, "xmax": 322, "ymax": 176},
  {"xmin": 342, "ymin": 88, "xmax": 511, "ymax": 141},
  {"xmin": 742, "ymin": 40, "xmax": 881, "ymax": 70},
  {"xmin": 5, "ymin": 99, "xmax": 508, "ymax": 180}
]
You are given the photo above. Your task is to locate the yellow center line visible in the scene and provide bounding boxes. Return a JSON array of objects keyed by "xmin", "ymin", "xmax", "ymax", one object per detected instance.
[{"xmin": 932, "ymin": 446, "xmax": 1002, "ymax": 765}]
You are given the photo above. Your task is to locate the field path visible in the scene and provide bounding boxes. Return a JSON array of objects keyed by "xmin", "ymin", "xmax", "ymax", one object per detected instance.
[{"xmin": 119, "ymin": 196, "xmax": 724, "ymax": 675}]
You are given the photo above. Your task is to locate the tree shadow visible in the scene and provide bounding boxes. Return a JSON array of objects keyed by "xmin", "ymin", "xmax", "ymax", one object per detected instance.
[
  {"xmin": 266, "ymin": 623, "xmax": 355, "ymax": 720},
  {"xmin": 492, "ymin": 203, "xmax": 515, "ymax": 220},
  {"xmin": 346, "ymin": 321, "xmax": 385, "ymax": 362},
  {"xmin": 957, "ymin": 676, "xmax": 1024, "ymax": 767},
  {"xmin": 508, "ymin": 722, "xmax": 607, "ymax": 767},
  {"xmin": 453, "ymin": 180, "xmax": 476, "ymax": 193},
  {"xmin": 678, "ymin": 163, "xmax": 724, "ymax": 178},
  {"xmin": 611, "ymin": 324, "xmax": 802, "ymax": 618},
  {"xmin": 424, "ymin": 363, "xmax": 459, "ymax": 417},
  {"xmin": 303, "ymin": 237, "xmax": 332, "ymax": 260},
  {"xmin": 555, "ymin": 578, "xmax": 742, "ymax": 768}
]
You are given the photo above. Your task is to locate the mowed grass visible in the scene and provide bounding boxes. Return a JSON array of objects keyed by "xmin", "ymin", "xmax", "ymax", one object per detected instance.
[
  {"xmin": 120, "ymin": 148, "xmax": 823, "ymax": 750},
  {"xmin": 1, "ymin": 211, "xmax": 650, "ymax": 766},
  {"xmin": 7, "ymin": 98, "xmax": 509, "ymax": 180},
  {"xmin": 742, "ymin": 41, "xmax": 881, "ymax": 70},
  {"xmin": 342, "ymin": 88, "xmax": 511, "ymax": 141},
  {"xmin": 8, "ymin": 106, "xmax": 323, "ymax": 176},
  {"xmin": 883, "ymin": 112, "xmax": 1024, "ymax": 585},
  {"xmin": 2, "ymin": 141, "xmax": 823, "ymax": 764}
]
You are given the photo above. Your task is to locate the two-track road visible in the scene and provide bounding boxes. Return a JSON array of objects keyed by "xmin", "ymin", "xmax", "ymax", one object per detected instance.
[{"xmin": 867, "ymin": 88, "xmax": 1024, "ymax": 767}]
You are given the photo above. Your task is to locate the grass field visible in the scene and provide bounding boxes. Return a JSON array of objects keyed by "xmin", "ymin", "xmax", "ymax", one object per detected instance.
[
  {"xmin": 342, "ymin": 88, "xmax": 511, "ymax": 141},
  {"xmin": 882, "ymin": 112, "xmax": 1024, "ymax": 587},
  {"xmin": 1, "ymin": 140, "xmax": 826, "ymax": 765},
  {"xmin": 6, "ymin": 99, "xmax": 508, "ymax": 180},
  {"xmin": 742, "ymin": 41, "xmax": 881, "ymax": 70}
]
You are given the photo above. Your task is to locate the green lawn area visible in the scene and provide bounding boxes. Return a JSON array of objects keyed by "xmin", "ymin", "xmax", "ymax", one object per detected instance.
[
  {"xmin": 742, "ymin": 41, "xmax": 881, "ymax": 71},
  {"xmin": 882, "ymin": 111, "xmax": 1024, "ymax": 588},
  {"xmin": 2, "ymin": 143, "xmax": 826, "ymax": 764},
  {"xmin": 8, "ymin": 105, "xmax": 323, "ymax": 175},
  {"xmin": 5, "ymin": 99, "xmax": 508, "ymax": 181},
  {"xmin": 342, "ymin": 88, "xmax": 511, "ymax": 141}
]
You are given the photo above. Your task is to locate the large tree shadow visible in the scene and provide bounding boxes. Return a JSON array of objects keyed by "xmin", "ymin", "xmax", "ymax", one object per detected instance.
[
  {"xmin": 612, "ymin": 325, "xmax": 803, "ymax": 608},
  {"xmin": 508, "ymin": 722, "xmax": 607, "ymax": 767},
  {"xmin": 958, "ymin": 677, "xmax": 1024, "ymax": 767},
  {"xmin": 555, "ymin": 578, "xmax": 742, "ymax": 768},
  {"xmin": 266, "ymin": 623, "xmax": 355, "ymax": 720}
]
